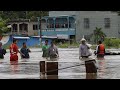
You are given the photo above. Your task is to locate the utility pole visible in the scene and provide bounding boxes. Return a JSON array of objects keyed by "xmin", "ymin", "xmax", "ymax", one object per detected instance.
[
  {"xmin": 37, "ymin": 16, "xmax": 42, "ymax": 48},
  {"xmin": 40, "ymin": 15, "xmax": 42, "ymax": 48}
]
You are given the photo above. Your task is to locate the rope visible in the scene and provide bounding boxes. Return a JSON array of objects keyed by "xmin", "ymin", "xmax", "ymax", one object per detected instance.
[
  {"xmin": 41, "ymin": 63, "xmax": 84, "ymax": 74},
  {"xmin": 41, "ymin": 56, "xmax": 97, "ymax": 74}
]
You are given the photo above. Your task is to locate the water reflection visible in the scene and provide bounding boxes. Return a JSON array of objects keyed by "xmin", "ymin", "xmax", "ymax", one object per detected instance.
[
  {"xmin": 0, "ymin": 48, "xmax": 120, "ymax": 79},
  {"xmin": 40, "ymin": 75, "xmax": 58, "ymax": 79},
  {"xmin": 10, "ymin": 61, "xmax": 19, "ymax": 74},
  {"xmin": 97, "ymin": 57, "xmax": 106, "ymax": 76},
  {"xmin": 86, "ymin": 73, "xmax": 97, "ymax": 79},
  {"xmin": 0, "ymin": 61, "xmax": 3, "ymax": 64},
  {"xmin": 46, "ymin": 75, "xmax": 58, "ymax": 79}
]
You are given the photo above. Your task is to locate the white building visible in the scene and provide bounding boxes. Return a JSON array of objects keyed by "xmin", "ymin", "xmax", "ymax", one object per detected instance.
[{"xmin": 49, "ymin": 11, "xmax": 120, "ymax": 42}]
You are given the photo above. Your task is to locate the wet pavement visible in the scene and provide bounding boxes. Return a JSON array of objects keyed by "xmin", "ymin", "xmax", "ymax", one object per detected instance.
[{"xmin": 0, "ymin": 48, "xmax": 120, "ymax": 79}]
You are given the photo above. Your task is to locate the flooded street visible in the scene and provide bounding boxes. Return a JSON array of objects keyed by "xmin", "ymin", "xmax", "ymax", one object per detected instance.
[{"xmin": 0, "ymin": 48, "xmax": 120, "ymax": 79}]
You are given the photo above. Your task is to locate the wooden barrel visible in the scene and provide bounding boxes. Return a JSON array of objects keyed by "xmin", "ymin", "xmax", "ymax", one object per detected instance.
[
  {"xmin": 85, "ymin": 60, "xmax": 97, "ymax": 73},
  {"xmin": 46, "ymin": 61, "xmax": 58, "ymax": 75},
  {"xmin": 86, "ymin": 73, "xmax": 97, "ymax": 79},
  {"xmin": 39, "ymin": 61, "xmax": 45, "ymax": 75},
  {"xmin": 46, "ymin": 75, "xmax": 58, "ymax": 79}
]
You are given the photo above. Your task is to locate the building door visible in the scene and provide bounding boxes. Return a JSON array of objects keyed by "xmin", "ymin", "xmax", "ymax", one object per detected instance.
[{"xmin": 70, "ymin": 35, "xmax": 75, "ymax": 44}]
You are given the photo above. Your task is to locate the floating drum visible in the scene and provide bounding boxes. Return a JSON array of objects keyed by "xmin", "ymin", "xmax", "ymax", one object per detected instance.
[
  {"xmin": 86, "ymin": 73, "xmax": 97, "ymax": 79},
  {"xmin": 46, "ymin": 61, "xmax": 58, "ymax": 75},
  {"xmin": 40, "ymin": 61, "xmax": 45, "ymax": 75},
  {"xmin": 85, "ymin": 60, "xmax": 97, "ymax": 73},
  {"xmin": 46, "ymin": 75, "xmax": 58, "ymax": 79}
]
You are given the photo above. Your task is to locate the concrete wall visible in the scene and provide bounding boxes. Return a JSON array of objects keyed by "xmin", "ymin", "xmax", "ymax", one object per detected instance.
[
  {"xmin": 118, "ymin": 16, "xmax": 120, "ymax": 38},
  {"xmin": 28, "ymin": 22, "xmax": 37, "ymax": 36},
  {"xmin": 28, "ymin": 21, "xmax": 47, "ymax": 36}
]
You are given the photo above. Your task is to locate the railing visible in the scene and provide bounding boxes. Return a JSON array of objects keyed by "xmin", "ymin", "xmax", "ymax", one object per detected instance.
[
  {"xmin": 42, "ymin": 28, "xmax": 75, "ymax": 32},
  {"xmin": 11, "ymin": 31, "xmax": 28, "ymax": 35},
  {"xmin": 19, "ymin": 31, "xmax": 28, "ymax": 35}
]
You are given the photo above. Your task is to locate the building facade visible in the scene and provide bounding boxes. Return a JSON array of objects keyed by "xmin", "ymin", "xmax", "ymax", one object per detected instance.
[
  {"xmin": 7, "ymin": 11, "xmax": 120, "ymax": 43},
  {"xmin": 7, "ymin": 14, "xmax": 76, "ymax": 40},
  {"xmin": 49, "ymin": 11, "xmax": 120, "ymax": 42},
  {"xmin": 7, "ymin": 19, "xmax": 39, "ymax": 36},
  {"xmin": 75, "ymin": 11, "xmax": 120, "ymax": 42}
]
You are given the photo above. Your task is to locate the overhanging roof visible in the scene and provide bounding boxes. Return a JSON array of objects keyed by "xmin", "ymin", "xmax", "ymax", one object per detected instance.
[{"xmin": 13, "ymin": 37, "xmax": 30, "ymax": 39}]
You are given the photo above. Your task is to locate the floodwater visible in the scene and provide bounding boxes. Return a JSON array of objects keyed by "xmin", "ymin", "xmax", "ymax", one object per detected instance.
[{"xmin": 0, "ymin": 48, "xmax": 120, "ymax": 79}]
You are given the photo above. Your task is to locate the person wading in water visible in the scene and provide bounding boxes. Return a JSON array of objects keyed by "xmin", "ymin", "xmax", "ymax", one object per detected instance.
[
  {"xmin": 95, "ymin": 40, "xmax": 105, "ymax": 58},
  {"xmin": 48, "ymin": 41, "xmax": 59, "ymax": 60},
  {"xmin": 42, "ymin": 40, "xmax": 49, "ymax": 58},
  {"xmin": 0, "ymin": 42, "xmax": 6, "ymax": 59},
  {"xmin": 20, "ymin": 42, "xmax": 31, "ymax": 59},
  {"xmin": 79, "ymin": 38, "xmax": 97, "ymax": 79},
  {"xmin": 10, "ymin": 39, "xmax": 24, "ymax": 61}
]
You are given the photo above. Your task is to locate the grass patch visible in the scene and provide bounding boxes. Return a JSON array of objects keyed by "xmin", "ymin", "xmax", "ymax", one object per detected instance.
[
  {"xmin": 58, "ymin": 42, "xmax": 79, "ymax": 48},
  {"xmin": 103, "ymin": 37, "xmax": 120, "ymax": 49}
]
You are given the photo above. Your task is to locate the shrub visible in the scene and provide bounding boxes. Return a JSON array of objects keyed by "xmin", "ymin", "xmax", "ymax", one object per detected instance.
[
  {"xmin": 91, "ymin": 45, "xmax": 97, "ymax": 50},
  {"xmin": 58, "ymin": 43, "xmax": 69, "ymax": 48},
  {"xmin": 58, "ymin": 42, "xmax": 79, "ymax": 48},
  {"xmin": 104, "ymin": 38, "xmax": 120, "ymax": 48}
]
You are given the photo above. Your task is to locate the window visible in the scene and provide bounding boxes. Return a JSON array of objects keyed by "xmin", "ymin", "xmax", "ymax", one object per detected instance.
[
  {"xmin": 47, "ymin": 18, "xmax": 54, "ymax": 29},
  {"xmin": 19, "ymin": 24, "xmax": 23, "ymax": 30},
  {"xmin": 69, "ymin": 17, "xmax": 75, "ymax": 28},
  {"xmin": 56, "ymin": 18, "xmax": 67, "ymax": 28},
  {"xmin": 24, "ymin": 24, "xmax": 28, "ymax": 31},
  {"xmin": 104, "ymin": 18, "xmax": 110, "ymax": 28},
  {"xmin": 33, "ymin": 24, "xmax": 38, "ymax": 30},
  {"xmin": 84, "ymin": 18, "xmax": 90, "ymax": 29},
  {"xmin": 12, "ymin": 24, "xmax": 17, "ymax": 32},
  {"xmin": 19, "ymin": 23, "xmax": 28, "ymax": 32}
]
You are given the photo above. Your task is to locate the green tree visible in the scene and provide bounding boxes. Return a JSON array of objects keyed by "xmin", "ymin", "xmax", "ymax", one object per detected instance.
[
  {"xmin": 0, "ymin": 19, "xmax": 10, "ymax": 36},
  {"xmin": 93, "ymin": 27, "xmax": 106, "ymax": 44},
  {"xmin": 0, "ymin": 11, "xmax": 49, "ymax": 20},
  {"xmin": 26, "ymin": 11, "xmax": 48, "ymax": 20}
]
